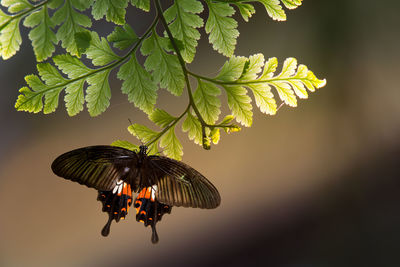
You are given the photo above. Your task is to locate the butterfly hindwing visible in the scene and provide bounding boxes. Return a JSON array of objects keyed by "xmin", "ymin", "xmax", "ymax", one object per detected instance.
[
  {"xmin": 148, "ymin": 156, "xmax": 221, "ymax": 209},
  {"xmin": 51, "ymin": 146, "xmax": 139, "ymax": 191}
]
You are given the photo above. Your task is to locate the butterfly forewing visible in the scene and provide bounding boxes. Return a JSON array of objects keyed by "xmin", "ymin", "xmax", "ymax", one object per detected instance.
[
  {"xmin": 148, "ymin": 156, "xmax": 221, "ymax": 209},
  {"xmin": 51, "ymin": 146, "xmax": 139, "ymax": 191}
]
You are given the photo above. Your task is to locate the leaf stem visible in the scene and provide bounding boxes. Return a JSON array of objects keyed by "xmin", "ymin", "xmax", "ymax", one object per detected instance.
[
  {"xmin": 0, "ymin": 0, "xmax": 47, "ymax": 31},
  {"xmin": 187, "ymin": 69, "xmax": 315, "ymax": 85},
  {"xmin": 154, "ymin": 0, "xmax": 211, "ymax": 148},
  {"xmin": 145, "ymin": 103, "xmax": 191, "ymax": 147}
]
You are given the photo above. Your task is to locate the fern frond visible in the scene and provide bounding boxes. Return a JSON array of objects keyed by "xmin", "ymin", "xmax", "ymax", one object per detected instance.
[{"xmin": 164, "ymin": 0, "xmax": 204, "ymax": 63}]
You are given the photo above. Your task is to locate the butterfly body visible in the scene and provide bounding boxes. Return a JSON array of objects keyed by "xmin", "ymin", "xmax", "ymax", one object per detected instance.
[{"xmin": 52, "ymin": 145, "xmax": 220, "ymax": 243}]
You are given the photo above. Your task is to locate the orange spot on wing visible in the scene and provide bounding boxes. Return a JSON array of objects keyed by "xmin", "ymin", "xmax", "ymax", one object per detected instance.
[
  {"xmin": 127, "ymin": 184, "xmax": 132, "ymax": 197},
  {"xmin": 138, "ymin": 188, "xmax": 146, "ymax": 198},
  {"xmin": 122, "ymin": 183, "xmax": 127, "ymax": 195},
  {"xmin": 145, "ymin": 187, "xmax": 151, "ymax": 199}
]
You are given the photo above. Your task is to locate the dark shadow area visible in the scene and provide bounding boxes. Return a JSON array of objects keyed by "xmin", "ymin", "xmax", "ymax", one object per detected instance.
[{"xmin": 118, "ymin": 143, "xmax": 400, "ymax": 267}]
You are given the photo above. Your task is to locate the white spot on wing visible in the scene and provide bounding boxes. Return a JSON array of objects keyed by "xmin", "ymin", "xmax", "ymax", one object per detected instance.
[
  {"xmin": 113, "ymin": 179, "xmax": 124, "ymax": 194},
  {"xmin": 151, "ymin": 185, "xmax": 157, "ymax": 200}
]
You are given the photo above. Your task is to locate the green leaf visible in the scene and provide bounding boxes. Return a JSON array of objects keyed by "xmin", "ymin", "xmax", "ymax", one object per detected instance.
[
  {"xmin": 222, "ymin": 85, "xmax": 253, "ymax": 127},
  {"xmin": 160, "ymin": 126, "xmax": 183, "ymax": 160},
  {"xmin": 92, "ymin": 0, "xmax": 128, "ymax": 25},
  {"xmin": 111, "ymin": 140, "xmax": 139, "ymax": 151},
  {"xmin": 220, "ymin": 114, "xmax": 234, "ymax": 125},
  {"xmin": 128, "ymin": 123, "xmax": 159, "ymax": 155},
  {"xmin": 260, "ymin": 57, "xmax": 278, "ymax": 79},
  {"xmin": 271, "ymin": 58, "xmax": 326, "ymax": 105},
  {"xmin": 74, "ymin": 31, "xmax": 91, "ymax": 56},
  {"xmin": 85, "ymin": 69, "xmax": 112, "ymax": 116},
  {"xmin": 130, "ymin": 0, "xmax": 150, "ymax": 12},
  {"xmin": 53, "ymin": 54, "xmax": 91, "ymax": 79},
  {"xmin": 281, "ymin": 0, "xmax": 302, "ymax": 10},
  {"xmin": 107, "ymin": 24, "xmax": 138, "ymax": 50},
  {"xmin": 166, "ymin": 37, "xmax": 184, "ymax": 52},
  {"xmin": 128, "ymin": 123, "xmax": 158, "ymax": 143},
  {"xmin": 117, "ymin": 56, "xmax": 158, "ymax": 114},
  {"xmin": 234, "ymin": 2, "xmax": 255, "ymax": 22},
  {"xmin": 257, "ymin": 0, "xmax": 286, "ymax": 21},
  {"xmin": 15, "ymin": 85, "xmax": 44, "ymax": 114},
  {"xmin": 141, "ymin": 33, "xmax": 185, "ymax": 96},
  {"xmin": 86, "ymin": 31, "xmax": 119, "ymax": 66},
  {"xmin": 239, "ymin": 54, "xmax": 265, "ymax": 81},
  {"xmin": 164, "ymin": 0, "xmax": 203, "ymax": 63},
  {"xmin": 48, "ymin": 0, "xmax": 64, "ymax": 9},
  {"xmin": 225, "ymin": 124, "xmax": 241, "ymax": 133},
  {"xmin": 149, "ymin": 108, "xmax": 176, "ymax": 128},
  {"xmin": 3, "ymin": 0, "xmax": 32, "ymax": 13},
  {"xmin": 205, "ymin": 0, "xmax": 238, "ymax": 57},
  {"xmin": 52, "ymin": 0, "xmax": 92, "ymax": 56},
  {"xmin": 216, "ymin": 56, "xmax": 247, "ymax": 82},
  {"xmin": 210, "ymin": 128, "xmax": 220, "ymax": 144},
  {"xmin": 15, "ymin": 64, "xmax": 66, "ymax": 114},
  {"xmin": 24, "ymin": 5, "xmax": 57, "ymax": 61},
  {"xmin": 182, "ymin": 112, "xmax": 202, "ymax": 146},
  {"xmin": 194, "ymin": 80, "xmax": 221, "ymax": 124},
  {"xmin": 15, "ymin": 54, "xmax": 94, "ymax": 115},
  {"xmin": 238, "ymin": 54, "xmax": 277, "ymax": 114},
  {"xmin": 221, "ymin": 55, "xmax": 326, "ymax": 112},
  {"xmin": 38, "ymin": 62, "xmax": 65, "ymax": 85},
  {"xmin": 248, "ymin": 83, "xmax": 277, "ymax": 115},
  {"xmin": 272, "ymin": 57, "xmax": 298, "ymax": 106},
  {"xmin": 0, "ymin": 10, "xmax": 22, "ymax": 59},
  {"xmin": 65, "ymin": 79, "xmax": 86, "ymax": 116},
  {"xmin": 39, "ymin": 63, "xmax": 66, "ymax": 113},
  {"xmin": 70, "ymin": 0, "xmax": 94, "ymax": 11}
]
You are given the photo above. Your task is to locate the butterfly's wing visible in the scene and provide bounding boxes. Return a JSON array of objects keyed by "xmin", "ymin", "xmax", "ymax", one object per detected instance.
[
  {"xmin": 134, "ymin": 186, "xmax": 172, "ymax": 244},
  {"xmin": 148, "ymin": 156, "xmax": 221, "ymax": 209},
  {"xmin": 51, "ymin": 146, "xmax": 139, "ymax": 191}
]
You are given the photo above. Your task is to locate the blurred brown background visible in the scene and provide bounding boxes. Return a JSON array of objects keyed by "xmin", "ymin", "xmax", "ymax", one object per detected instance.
[{"xmin": 1, "ymin": 0, "xmax": 400, "ymax": 266}]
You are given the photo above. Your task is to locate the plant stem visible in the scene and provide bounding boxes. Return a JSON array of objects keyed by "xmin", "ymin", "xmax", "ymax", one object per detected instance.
[
  {"xmin": 187, "ymin": 69, "xmax": 312, "ymax": 85},
  {"xmin": 154, "ymin": 0, "xmax": 211, "ymax": 147},
  {"xmin": 145, "ymin": 103, "xmax": 191, "ymax": 147}
]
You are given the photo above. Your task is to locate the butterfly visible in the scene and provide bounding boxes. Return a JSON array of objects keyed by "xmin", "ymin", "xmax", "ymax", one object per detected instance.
[{"xmin": 51, "ymin": 145, "xmax": 220, "ymax": 243}]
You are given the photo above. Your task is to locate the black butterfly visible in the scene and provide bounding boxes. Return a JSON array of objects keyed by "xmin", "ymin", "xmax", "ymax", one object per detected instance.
[{"xmin": 51, "ymin": 145, "xmax": 220, "ymax": 243}]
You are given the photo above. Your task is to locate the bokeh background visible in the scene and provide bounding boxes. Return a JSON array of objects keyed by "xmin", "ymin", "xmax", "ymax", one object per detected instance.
[{"xmin": 1, "ymin": 0, "xmax": 400, "ymax": 266}]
